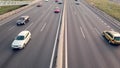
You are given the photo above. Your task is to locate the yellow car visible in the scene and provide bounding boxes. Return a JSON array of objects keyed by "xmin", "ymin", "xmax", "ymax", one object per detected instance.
[{"xmin": 103, "ymin": 31, "xmax": 120, "ymax": 44}]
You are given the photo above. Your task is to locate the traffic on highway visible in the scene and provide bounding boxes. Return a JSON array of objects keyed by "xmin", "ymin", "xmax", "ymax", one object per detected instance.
[{"xmin": 0, "ymin": 0, "xmax": 120, "ymax": 68}]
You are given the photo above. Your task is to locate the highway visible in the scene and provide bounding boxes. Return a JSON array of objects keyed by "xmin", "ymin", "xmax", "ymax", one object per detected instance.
[
  {"xmin": 64, "ymin": 0, "xmax": 120, "ymax": 68},
  {"xmin": 0, "ymin": 0, "xmax": 63, "ymax": 68},
  {"xmin": 1, "ymin": 0, "xmax": 120, "ymax": 68}
]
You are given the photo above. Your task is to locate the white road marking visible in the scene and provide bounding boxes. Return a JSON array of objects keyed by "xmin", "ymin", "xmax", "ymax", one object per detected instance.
[
  {"xmin": 99, "ymin": 18, "xmax": 101, "ymax": 21},
  {"xmin": 111, "ymin": 29, "xmax": 114, "ymax": 31},
  {"xmin": 101, "ymin": 20, "xmax": 104, "ymax": 23},
  {"xmin": 65, "ymin": 13, "xmax": 68, "ymax": 68},
  {"xmin": 80, "ymin": 27, "xmax": 86, "ymax": 39},
  {"xmin": 0, "ymin": 22, "xmax": 8, "ymax": 26},
  {"xmin": 107, "ymin": 25, "xmax": 110, "ymax": 28},
  {"xmin": 25, "ymin": 23, "xmax": 33, "ymax": 30},
  {"xmin": 49, "ymin": 13, "xmax": 62, "ymax": 68},
  {"xmin": 41, "ymin": 23, "xmax": 46, "ymax": 31},
  {"xmin": 8, "ymin": 26, "xmax": 15, "ymax": 31},
  {"xmin": 104, "ymin": 23, "xmax": 107, "ymax": 25}
]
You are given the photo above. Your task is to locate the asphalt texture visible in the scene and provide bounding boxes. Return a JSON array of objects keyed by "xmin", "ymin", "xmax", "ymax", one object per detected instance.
[
  {"xmin": 64, "ymin": 0, "xmax": 120, "ymax": 68},
  {"xmin": 0, "ymin": 0, "xmax": 63, "ymax": 68}
]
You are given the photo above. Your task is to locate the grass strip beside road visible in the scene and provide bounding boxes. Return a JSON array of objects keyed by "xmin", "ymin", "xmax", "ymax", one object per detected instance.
[
  {"xmin": 86, "ymin": 0, "xmax": 120, "ymax": 21},
  {"xmin": 0, "ymin": 5, "xmax": 26, "ymax": 15}
]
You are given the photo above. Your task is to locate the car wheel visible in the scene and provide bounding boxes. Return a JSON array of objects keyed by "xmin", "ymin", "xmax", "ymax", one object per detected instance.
[
  {"xmin": 23, "ymin": 23, "xmax": 25, "ymax": 25},
  {"xmin": 30, "ymin": 37, "xmax": 31, "ymax": 40},
  {"xmin": 28, "ymin": 19, "xmax": 30, "ymax": 21}
]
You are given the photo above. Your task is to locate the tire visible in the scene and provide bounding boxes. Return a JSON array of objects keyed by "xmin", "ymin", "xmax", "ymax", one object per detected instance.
[{"xmin": 23, "ymin": 23, "xmax": 25, "ymax": 25}]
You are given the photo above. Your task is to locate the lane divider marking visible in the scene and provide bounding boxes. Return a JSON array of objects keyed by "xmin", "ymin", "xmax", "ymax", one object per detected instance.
[
  {"xmin": 25, "ymin": 23, "xmax": 33, "ymax": 30},
  {"xmin": 80, "ymin": 26, "xmax": 86, "ymax": 39},
  {"xmin": 8, "ymin": 26, "xmax": 15, "ymax": 31},
  {"xmin": 41, "ymin": 23, "xmax": 47, "ymax": 31}
]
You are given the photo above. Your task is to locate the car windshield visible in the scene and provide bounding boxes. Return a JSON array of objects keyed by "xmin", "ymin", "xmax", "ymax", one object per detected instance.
[
  {"xmin": 114, "ymin": 37, "xmax": 120, "ymax": 41},
  {"xmin": 16, "ymin": 36, "xmax": 24, "ymax": 40}
]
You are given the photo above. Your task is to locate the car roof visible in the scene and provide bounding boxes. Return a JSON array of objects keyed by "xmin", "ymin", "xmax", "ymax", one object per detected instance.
[
  {"xmin": 108, "ymin": 31, "xmax": 120, "ymax": 37},
  {"xmin": 21, "ymin": 16, "xmax": 29, "ymax": 18},
  {"xmin": 18, "ymin": 30, "xmax": 30, "ymax": 36}
]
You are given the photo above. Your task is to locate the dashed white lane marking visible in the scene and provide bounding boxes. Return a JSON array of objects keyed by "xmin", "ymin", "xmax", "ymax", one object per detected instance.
[
  {"xmin": 41, "ymin": 23, "xmax": 46, "ymax": 31},
  {"xmin": 99, "ymin": 18, "xmax": 101, "ymax": 21},
  {"xmin": 97, "ymin": 17, "xmax": 99, "ymax": 19},
  {"xmin": 25, "ymin": 23, "xmax": 33, "ymax": 30},
  {"xmin": 80, "ymin": 27, "xmax": 86, "ymax": 39},
  {"xmin": 104, "ymin": 23, "xmax": 107, "ymax": 25},
  {"xmin": 8, "ymin": 26, "xmax": 15, "ymax": 31},
  {"xmin": 107, "ymin": 25, "xmax": 110, "ymax": 28},
  {"xmin": 101, "ymin": 20, "xmax": 104, "ymax": 23},
  {"xmin": 111, "ymin": 29, "xmax": 114, "ymax": 31}
]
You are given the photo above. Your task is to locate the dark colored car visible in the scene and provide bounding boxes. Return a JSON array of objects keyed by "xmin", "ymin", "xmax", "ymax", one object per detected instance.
[
  {"xmin": 58, "ymin": 1, "xmax": 62, "ymax": 4},
  {"xmin": 16, "ymin": 16, "xmax": 30, "ymax": 25},
  {"xmin": 37, "ymin": 4, "xmax": 42, "ymax": 7}
]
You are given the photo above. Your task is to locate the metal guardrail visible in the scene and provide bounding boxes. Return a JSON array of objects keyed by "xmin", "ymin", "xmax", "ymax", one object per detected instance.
[{"xmin": 0, "ymin": 1, "xmax": 32, "ymax": 6}]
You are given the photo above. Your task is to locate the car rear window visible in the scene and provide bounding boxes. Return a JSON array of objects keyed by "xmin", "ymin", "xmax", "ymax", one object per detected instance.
[
  {"xmin": 16, "ymin": 35, "xmax": 25, "ymax": 40},
  {"xmin": 114, "ymin": 37, "xmax": 120, "ymax": 41}
]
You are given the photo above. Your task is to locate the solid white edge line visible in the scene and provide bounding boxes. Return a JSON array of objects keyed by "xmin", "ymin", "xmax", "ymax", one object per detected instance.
[
  {"xmin": 49, "ymin": 13, "xmax": 62, "ymax": 68},
  {"xmin": 65, "ymin": 0, "xmax": 68, "ymax": 67},
  {"xmin": 65, "ymin": 14, "xmax": 68, "ymax": 68},
  {"xmin": 41, "ymin": 23, "xmax": 47, "ymax": 31},
  {"xmin": 80, "ymin": 27, "xmax": 86, "ymax": 39}
]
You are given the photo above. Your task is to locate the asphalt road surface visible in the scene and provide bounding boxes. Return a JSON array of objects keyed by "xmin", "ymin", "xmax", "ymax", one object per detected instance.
[
  {"xmin": 1, "ymin": 0, "xmax": 120, "ymax": 68},
  {"xmin": 0, "ymin": 0, "xmax": 63, "ymax": 68},
  {"xmin": 64, "ymin": 0, "xmax": 120, "ymax": 68}
]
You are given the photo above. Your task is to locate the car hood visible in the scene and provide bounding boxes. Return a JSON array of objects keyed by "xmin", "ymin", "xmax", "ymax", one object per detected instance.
[{"xmin": 12, "ymin": 40, "xmax": 24, "ymax": 46}]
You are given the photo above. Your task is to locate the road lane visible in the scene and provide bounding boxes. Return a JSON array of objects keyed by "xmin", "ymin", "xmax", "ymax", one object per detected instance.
[
  {"xmin": 65, "ymin": 0, "xmax": 120, "ymax": 68},
  {"xmin": 0, "ymin": 0, "xmax": 63, "ymax": 68}
]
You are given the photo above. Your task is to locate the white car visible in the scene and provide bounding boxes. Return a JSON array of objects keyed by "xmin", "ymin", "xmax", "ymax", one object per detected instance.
[{"xmin": 11, "ymin": 30, "xmax": 31, "ymax": 49}]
